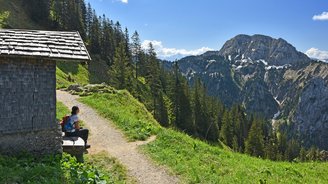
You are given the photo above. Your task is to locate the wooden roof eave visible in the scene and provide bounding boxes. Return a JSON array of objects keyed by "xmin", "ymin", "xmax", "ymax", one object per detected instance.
[{"xmin": 0, "ymin": 54, "xmax": 91, "ymax": 63}]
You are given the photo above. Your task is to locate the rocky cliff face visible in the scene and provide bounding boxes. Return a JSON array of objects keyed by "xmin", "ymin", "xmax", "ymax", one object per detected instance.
[
  {"xmin": 218, "ymin": 34, "xmax": 311, "ymax": 65},
  {"xmin": 293, "ymin": 78, "xmax": 328, "ymax": 149},
  {"xmin": 175, "ymin": 35, "xmax": 328, "ymax": 150}
]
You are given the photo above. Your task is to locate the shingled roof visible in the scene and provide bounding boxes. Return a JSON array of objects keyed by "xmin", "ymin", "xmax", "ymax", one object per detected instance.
[{"xmin": 0, "ymin": 29, "xmax": 91, "ymax": 61}]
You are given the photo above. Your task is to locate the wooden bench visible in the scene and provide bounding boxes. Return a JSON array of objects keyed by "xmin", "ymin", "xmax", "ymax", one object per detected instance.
[{"xmin": 62, "ymin": 135, "xmax": 85, "ymax": 162}]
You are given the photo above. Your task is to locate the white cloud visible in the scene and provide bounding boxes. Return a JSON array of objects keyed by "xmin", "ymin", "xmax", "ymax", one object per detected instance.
[
  {"xmin": 110, "ymin": 0, "xmax": 128, "ymax": 3},
  {"xmin": 142, "ymin": 40, "xmax": 214, "ymax": 60},
  {"xmin": 306, "ymin": 48, "xmax": 328, "ymax": 61},
  {"xmin": 313, "ymin": 12, "xmax": 328, "ymax": 21}
]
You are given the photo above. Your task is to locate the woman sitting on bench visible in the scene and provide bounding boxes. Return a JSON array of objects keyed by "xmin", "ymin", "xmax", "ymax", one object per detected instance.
[{"xmin": 64, "ymin": 106, "xmax": 90, "ymax": 149}]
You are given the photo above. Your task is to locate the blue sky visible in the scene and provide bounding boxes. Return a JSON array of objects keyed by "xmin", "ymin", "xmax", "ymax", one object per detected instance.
[{"xmin": 86, "ymin": 0, "xmax": 328, "ymax": 60}]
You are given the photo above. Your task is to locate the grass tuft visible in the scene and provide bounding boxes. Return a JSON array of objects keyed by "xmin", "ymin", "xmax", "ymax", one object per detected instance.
[{"xmin": 85, "ymin": 152, "xmax": 135, "ymax": 184}]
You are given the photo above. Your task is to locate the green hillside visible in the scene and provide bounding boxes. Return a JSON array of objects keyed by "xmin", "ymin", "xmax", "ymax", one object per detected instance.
[
  {"xmin": 56, "ymin": 62, "xmax": 90, "ymax": 89},
  {"xmin": 78, "ymin": 88, "xmax": 328, "ymax": 183}
]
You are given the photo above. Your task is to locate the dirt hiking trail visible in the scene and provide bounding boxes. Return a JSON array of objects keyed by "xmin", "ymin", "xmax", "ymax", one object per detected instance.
[{"xmin": 57, "ymin": 90, "xmax": 179, "ymax": 184}]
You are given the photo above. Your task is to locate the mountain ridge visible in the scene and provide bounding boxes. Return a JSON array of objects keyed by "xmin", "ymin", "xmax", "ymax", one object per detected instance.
[{"xmin": 175, "ymin": 34, "xmax": 328, "ymax": 150}]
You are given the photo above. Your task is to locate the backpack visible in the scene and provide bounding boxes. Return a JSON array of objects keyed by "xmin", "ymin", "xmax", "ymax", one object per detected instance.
[{"xmin": 60, "ymin": 115, "xmax": 70, "ymax": 132}]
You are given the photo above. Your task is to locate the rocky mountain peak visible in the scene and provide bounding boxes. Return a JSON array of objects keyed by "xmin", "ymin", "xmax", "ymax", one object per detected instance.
[{"xmin": 218, "ymin": 34, "xmax": 311, "ymax": 65}]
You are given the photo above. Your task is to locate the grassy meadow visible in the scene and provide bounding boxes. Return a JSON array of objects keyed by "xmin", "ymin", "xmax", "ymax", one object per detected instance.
[{"xmin": 79, "ymin": 91, "xmax": 328, "ymax": 184}]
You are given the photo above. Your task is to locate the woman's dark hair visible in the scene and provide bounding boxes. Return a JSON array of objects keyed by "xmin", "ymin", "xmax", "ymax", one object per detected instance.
[{"xmin": 71, "ymin": 106, "xmax": 79, "ymax": 115}]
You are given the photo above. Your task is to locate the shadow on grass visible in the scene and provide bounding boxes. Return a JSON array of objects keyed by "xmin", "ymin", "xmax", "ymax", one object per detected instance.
[
  {"xmin": 57, "ymin": 58, "xmax": 109, "ymax": 85},
  {"xmin": 57, "ymin": 61, "xmax": 79, "ymax": 75},
  {"xmin": 0, "ymin": 153, "xmax": 66, "ymax": 183},
  {"xmin": 0, "ymin": 153, "xmax": 109, "ymax": 183}
]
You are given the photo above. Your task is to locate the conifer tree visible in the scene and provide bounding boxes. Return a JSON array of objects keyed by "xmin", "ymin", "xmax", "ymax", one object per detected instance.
[
  {"xmin": 114, "ymin": 21, "xmax": 123, "ymax": 45},
  {"xmin": 131, "ymin": 31, "xmax": 142, "ymax": 78},
  {"xmin": 232, "ymin": 135, "xmax": 239, "ymax": 151},
  {"xmin": 193, "ymin": 79, "xmax": 219, "ymax": 141},
  {"xmin": 89, "ymin": 11, "xmax": 101, "ymax": 53},
  {"xmin": 284, "ymin": 139, "xmax": 301, "ymax": 161},
  {"xmin": 299, "ymin": 147, "xmax": 307, "ymax": 162},
  {"xmin": 206, "ymin": 97, "xmax": 221, "ymax": 141},
  {"xmin": 230, "ymin": 105, "xmax": 242, "ymax": 149},
  {"xmin": 216, "ymin": 101, "xmax": 224, "ymax": 131},
  {"xmin": 170, "ymin": 62, "xmax": 194, "ymax": 134},
  {"xmin": 100, "ymin": 16, "xmax": 115, "ymax": 62},
  {"xmin": 245, "ymin": 118, "xmax": 265, "ymax": 157},
  {"xmin": 193, "ymin": 78, "xmax": 204, "ymax": 136},
  {"xmin": 277, "ymin": 131, "xmax": 288, "ymax": 157},
  {"xmin": 172, "ymin": 62, "xmax": 181, "ymax": 127},
  {"xmin": 178, "ymin": 80, "xmax": 194, "ymax": 134},
  {"xmin": 264, "ymin": 135, "xmax": 279, "ymax": 160},
  {"xmin": 85, "ymin": 3, "xmax": 93, "ymax": 38},
  {"xmin": 220, "ymin": 111, "xmax": 234, "ymax": 147},
  {"xmin": 156, "ymin": 92, "xmax": 169, "ymax": 127},
  {"xmin": 146, "ymin": 43, "xmax": 161, "ymax": 114},
  {"xmin": 124, "ymin": 28, "xmax": 131, "ymax": 60},
  {"xmin": 109, "ymin": 42, "xmax": 130, "ymax": 89},
  {"xmin": 80, "ymin": 0, "xmax": 87, "ymax": 37}
]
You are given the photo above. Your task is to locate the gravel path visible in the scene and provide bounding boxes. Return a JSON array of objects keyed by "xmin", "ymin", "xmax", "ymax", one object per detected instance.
[{"xmin": 57, "ymin": 90, "xmax": 179, "ymax": 184}]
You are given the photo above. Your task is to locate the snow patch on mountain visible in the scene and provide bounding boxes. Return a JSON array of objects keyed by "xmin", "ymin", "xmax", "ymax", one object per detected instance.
[
  {"xmin": 273, "ymin": 111, "xmax": 281, "ymax": 120},
  {"xmin": 259, "ymin": 59, "xmax": 268, "ymax": 66},
  {"xmin": 265, "ymin": 64, "xmax": 291, "ymax": 70},
  {"xmin": 205, "ymin": 60, "xmax": 216, "ymax": 69},
  {"xmin": 231, "ymin": 58, "xmax": 289, "ymax": 71},
  {"xmin": 209, "ymin": 72, "xmax": 221, "ymax": 78}
]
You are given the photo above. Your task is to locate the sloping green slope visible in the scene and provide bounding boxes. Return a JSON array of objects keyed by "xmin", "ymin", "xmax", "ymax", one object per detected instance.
[
  {"xmin": 56, "ymin": 62, "xmax": 90, "ymax": 89},
  {"xmin": 79, "ymin": 90, "xmax": 328, "ymax": 183},
  {"xmin": 55, "ymin": 59, "xmax": 110, "ymax": 89}
]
